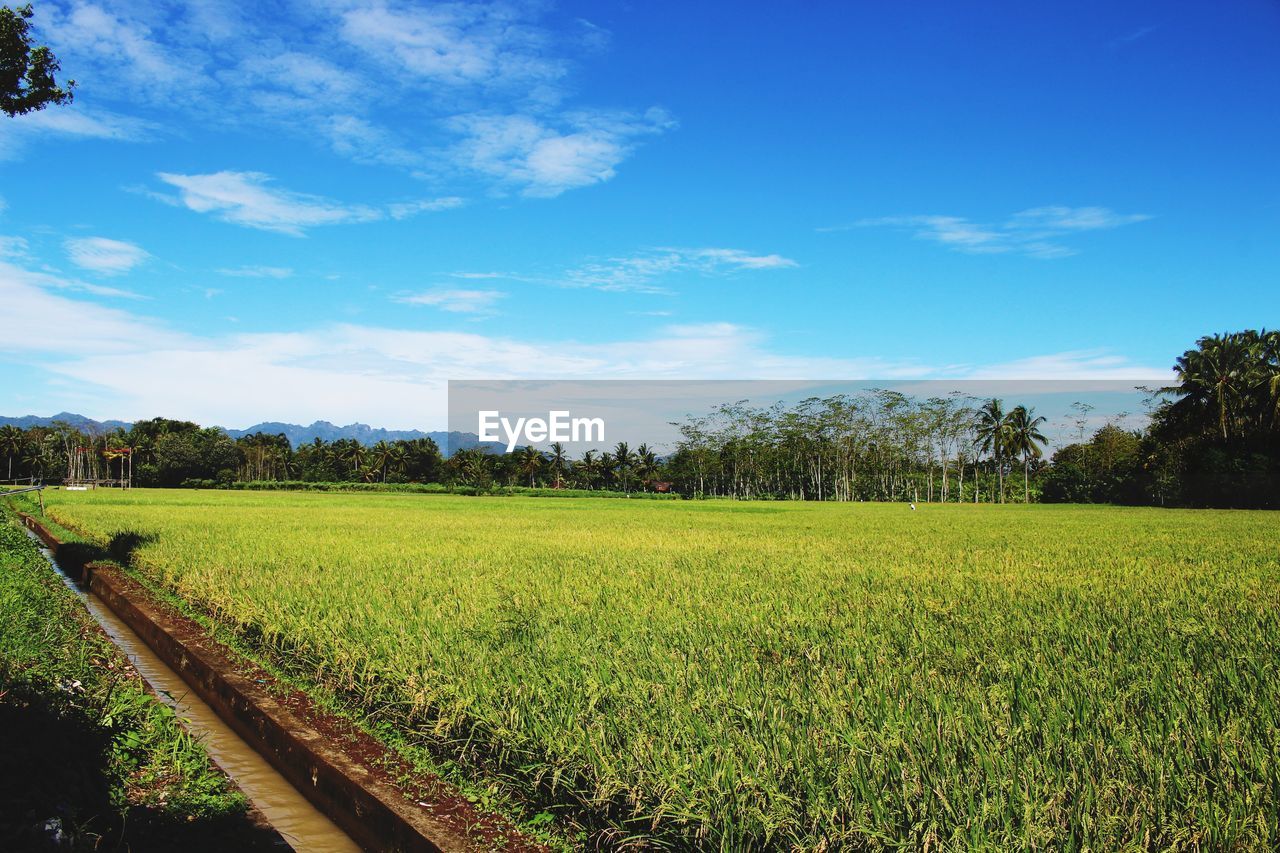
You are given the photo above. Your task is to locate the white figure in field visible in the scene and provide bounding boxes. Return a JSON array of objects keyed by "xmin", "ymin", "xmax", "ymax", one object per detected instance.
[{"xmin": 910, "ymin": 502, "xmax": 917, "ymax": 510}]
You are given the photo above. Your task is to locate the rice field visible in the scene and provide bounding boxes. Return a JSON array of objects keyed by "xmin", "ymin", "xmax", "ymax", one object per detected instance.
[{"xmin": 35, "ymin": 489, "xmax": 1280, "ymax": 850}]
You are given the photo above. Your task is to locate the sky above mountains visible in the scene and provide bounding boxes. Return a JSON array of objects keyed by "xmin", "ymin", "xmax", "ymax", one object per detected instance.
[{"xmin": 1, "ymin": 0, "xmax": 1277, "ymax": 429}]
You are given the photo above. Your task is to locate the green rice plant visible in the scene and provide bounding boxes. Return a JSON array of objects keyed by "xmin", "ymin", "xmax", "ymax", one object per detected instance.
[{"xmin": 38, "ymin": 489, "xmax": 1280, "ymax": 850}]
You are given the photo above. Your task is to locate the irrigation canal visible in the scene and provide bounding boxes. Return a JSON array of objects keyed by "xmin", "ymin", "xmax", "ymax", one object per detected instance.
[{"xmin": 26, "ymin": 527, "xmax": 362, "ymax": 853}]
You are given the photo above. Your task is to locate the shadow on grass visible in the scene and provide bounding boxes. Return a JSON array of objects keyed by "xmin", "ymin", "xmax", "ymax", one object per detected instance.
[
  {"xmin": 0, "ymin": 689, "xmax": 285, "ymax": 852},
  {"xmin": 52, "ymin": 531, "xmax": 157, "ymax": 582}
]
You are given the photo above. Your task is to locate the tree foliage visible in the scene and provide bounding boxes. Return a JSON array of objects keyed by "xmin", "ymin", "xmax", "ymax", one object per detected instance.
[
  {"xmin": 1041, "ymin": 330, "xmax": 1280, "ymax": 508},
  {"xmin": 1, "ymin": 4, "xmax": 74, "ymax": 117}
]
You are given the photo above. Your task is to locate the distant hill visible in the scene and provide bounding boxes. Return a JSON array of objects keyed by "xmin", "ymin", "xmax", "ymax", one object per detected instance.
[
  {"xmin": 224, "ymin": 420, "xmax": 436, "ymax": 446},
  {"xmin": 228, "ymin": 421, "xmax": 496, "ymax": 455},
  {"xmin": 0, "ymin": 412, "xmax": 133, "ymax": 433},
  {"xmin": 0, "ymin": 413, "xmax": 492, "ymax": 455}
]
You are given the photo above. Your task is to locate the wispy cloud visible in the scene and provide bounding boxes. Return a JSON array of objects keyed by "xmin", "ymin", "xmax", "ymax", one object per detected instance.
[
  {"xmin": 685, "ymin": 248, "xmax": 798, "ymax": 270},
  {"xmin": 968, "ymin": 349, "xmax": 1169, "ymax": 380},
  {"xmin": 337, "ymin": 2, "xmax": 565, "ymax": 90},
  {"xmin": 1006, "ymin": 206, "xmax": 1150, "ymax": 231},
  {"xmin": 449, "ymin": 271, "xmax": 512, "ymax": 280},
  {"xmin": 153, "ymin": 171, "xmax": 380, "ymax": 235},
  {"xmin": 229, "ymin": 52, "xmax": 364, "ymax": 111},
  {"xmin": 216, "ymin": 265, "xmax": 295, "ymax": 279},
  {"xmin": 563, "ymin": 246, "xmax": 798, "ymax": 292},
  {"xmin": 149, "ymin": 172, "xmax": 456, "ymax": 235},
  {"xmin": 0, "ymin": 105, "xmax": 159, "ymax": 160},
  {"xmin": 448, "ymin": 108, "xmax": 676, "ymax": 197},
  {"xmin": 1112, "ymin": 25, "xmax": 1158, "ymax": 47},
  {"xmin": 30, "ymin": 2, "xmax": 670, "ymax": 197},
  {"xmin": 836, "ymin": 206, "xmax": 1150, "ymax": 258},
  {"xmin": 3, "ymin": 258, "xmax": 142, "ymax": 303},
  {"xmin": 393, "ymin": 288, "xmax": 506, "ymax": 314},
  {"xmin": 442, "ymin": 247, "xmax": 796, "ymax": 294},
  {"xmin": 0, "ymin": 236, "xmax": 29, "ymax": 259},
  {"xmin": 387, "ymin": 197, "xmax": 465, "ymax": 219},
  {"xmin": 64, "ymin": 237, "xmax": 151, "ymax": 275}
]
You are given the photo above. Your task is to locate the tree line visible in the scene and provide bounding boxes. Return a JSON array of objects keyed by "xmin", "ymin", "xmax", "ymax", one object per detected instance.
[
  {"xmin": 1041, "ymin": 329, "xmax": 1279, "ymax": 508},
  {"xmin": 1, "ymin": 330, "xmax": 1275, "ymax": 507}
]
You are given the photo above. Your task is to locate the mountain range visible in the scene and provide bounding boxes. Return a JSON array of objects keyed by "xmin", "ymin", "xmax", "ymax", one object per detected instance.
[{"xmin": 0, "ymin": 413, "xmax": 489, "ymax": 454}]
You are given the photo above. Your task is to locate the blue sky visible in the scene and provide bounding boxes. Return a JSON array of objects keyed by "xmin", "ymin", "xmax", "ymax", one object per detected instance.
[{"xmin": 1, "ymin": 0, "xmax": 1277, "ymax": 429}]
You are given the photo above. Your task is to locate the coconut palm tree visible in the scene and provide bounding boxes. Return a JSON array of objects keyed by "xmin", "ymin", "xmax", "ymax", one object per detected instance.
[
  {"xmin": 0, "ymin": 425, "xmax": 24, "ymax": 481},
  {"xmin": 1006, "ymin": 405, "xmax": 1048, "ymax": 503},
  {"xmin": 547, "ymin": 442, "xmax": 567, "ymax": 488},
  {"xmin": 22, "ymin": 435, "xmax": 57, "ymax": 482},
  {"xmin": 370, "ymin": 440, "xmax": 394, "ymax": 482},
  {"xmin": 328, "ymin": 440, "xmax": 366, "ymax": 479},
  {"xmin": 974, "ymin": 399, "xmax": 1010, "ymax": 502},
  {"xmin": 635, "ymin": 443, "xmax": 659, "ymax": 489},
  {"xmin": 519, "ymin": 445, "xmax": 542, "ymax": 487},
  {"xmin": 578, "ymin": 449, "xmax": 600, "ymax": 489},
  {"xmin": 1167, "ymin": 332, "xmax": 1253, "ymax": 441},
  {"xmin": 611, "ymin": 442, "xmax": 633, "ymax": 493},
  {"xmin": 387, "ymin": 444, "xmax": 408, "ymax": 482}
]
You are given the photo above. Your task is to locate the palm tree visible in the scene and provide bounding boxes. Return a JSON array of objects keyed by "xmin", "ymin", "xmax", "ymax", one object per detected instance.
[
  {"xmin": 387, "ymin": 444, "xmax": 408, "ymax": 482},
  {"xmin": 974, "ymin": 399, "xmax": 1010, "ymax": 502},
  {"xmin": 611, "ymin": 441, "xmax": 632, "ymax": 493},
  {"xmin": 444, "ymin": 447, "xmax": 490, "ymax": 488},
  {"xmin": 370, "ymin": 440, "xmax": 393, "ymax": 482},
  {"xmin": 343, "ymin": 442, "xmax": 368, "ymax": 480},
  {"xmin": 635, "ymin": 443, "xmax": 659, "ymax": 489},
  {"xmin": 23, "ymin": 435, "xmax": 57, "ymax": 482},
  {"xmin": 519, "ymin": 445, "xmax": 542, "ymax": 487},
  {"xmin": 1006, "ymin": 405, "xmax": 1048, "ymax": 503},
  {"xmin": 547, "ymin": 442, "xmax": 567, "ymax": 488},
  {"xmin": 578, "ymin": 449, "xmax": 600, "ymax": 489},
  {"xmin": 0, "ymin": 425, "xmax": 23, "ymax": 482},
  {"xmin": 1167, "ymin": 332, "xmax": 1252, "ymax": 441}
]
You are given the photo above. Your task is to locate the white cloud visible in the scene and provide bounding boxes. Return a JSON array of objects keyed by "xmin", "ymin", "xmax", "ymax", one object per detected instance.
[
  {"xmin": 564, "ymin": 246, "xmax": 798, "ymax": 292},
  {"xmin": 2, "ymin": 259, "xmax": 1167, "ymax": 429},
  {"xmin": 0, "ymin": 236, "xmax": 29, "ymax": 259},
  {"xmin": 0, "ymin": 261, "xmax": 175, "ymax": 354},
  {"xmin": 323, "ymin": 114, "xmax": 423, "ymax": 168},
  {"xmin": 449, "ymin": 271, "xmax": 509, "ymax": 280},
  {"xmin": 46, "ymin": 2, "xmax": 211, "ymax": 103},
  {"xmin": 15, "ymin": 3, "xmax": 670, "ymax": 198},
  {"xmin": 0, "ymin": 105, "xmax": 158, "ymax": 160},
  {"xmin": 387, "ymin": 197, "xmax": 465, "ymax": 219},
  {"xmin": 336, "ymin": 2, "xmax": 565, "ymax": 89},
  {"xmin": 229, "ymin": 52, "xmax": 363, "ymax": 109},
  {"xmin": 442, "ymin": 246, "xmax": 797, "ymax": 294},
  {"xmin": 838, "ymin": 206, "xmax": 1150, "ymax": 258},
  {"xmin": 1006, "ymin": 206, "xmax": 1151, "ymax": 231},
  {"xmin": 968, "ymin": 350, "xmax": 1170, "ymax": 380},
  {"xmin": 216, "ymin": 265, "xmax": 294, "ymax": 279},
  {"xmin": 392, "ymin": 288, "xmax": 506, "ymax": 314},
  {"xmin": 676, "ymin": 248, "xmax": 798, "ymax": 270},
  {"xmin": 449, "ymin": 108, "xmax": 675, "ymax": 196},
  {"xmin": 154, "ymin": 171, "xmax": 382, "ymax": 235},
  {"xmin": 149, "ymin": 172, "xmax": 465, "ymax": 234},
  {"xmin": 64, "ymin": 236, "xmax": 150, "ymax": 275}
]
